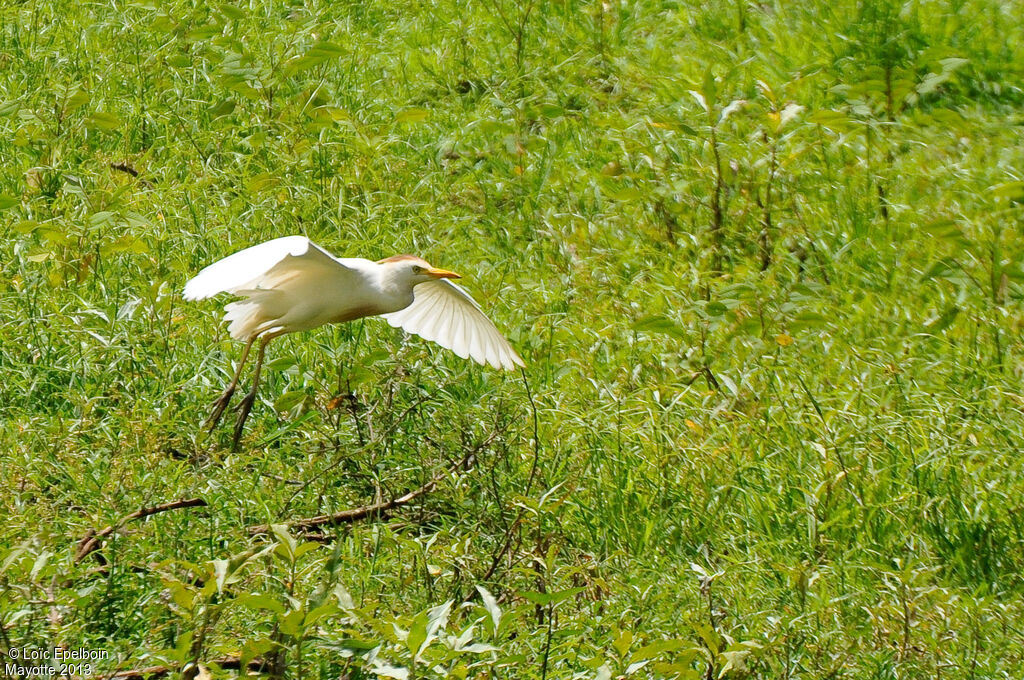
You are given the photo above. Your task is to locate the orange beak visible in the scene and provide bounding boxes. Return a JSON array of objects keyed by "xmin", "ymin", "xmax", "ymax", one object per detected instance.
[{"xmin": 427, "ymin": 267, "xmax": 461, "ymax": 279}]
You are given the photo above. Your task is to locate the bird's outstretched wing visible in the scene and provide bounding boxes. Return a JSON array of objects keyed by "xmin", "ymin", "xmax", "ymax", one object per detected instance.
[
  {"xmin": 183, "ymin": 236, "xmax": 357, "ymax": 300},
  {"xmin": 383, "ymin": 279, "xmax": 525, "ymax": 371}
]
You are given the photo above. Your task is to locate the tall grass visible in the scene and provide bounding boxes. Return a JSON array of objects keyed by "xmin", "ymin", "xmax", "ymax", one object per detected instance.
[{"xmin": 2, "ymin": 0, "xmax": 1023, "ymax": 677}]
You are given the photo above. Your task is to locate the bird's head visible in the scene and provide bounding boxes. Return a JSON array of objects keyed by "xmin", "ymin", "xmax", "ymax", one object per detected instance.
[{"xmin": 378, "ymin": 254, "xmax": 461, "ymax": 287}]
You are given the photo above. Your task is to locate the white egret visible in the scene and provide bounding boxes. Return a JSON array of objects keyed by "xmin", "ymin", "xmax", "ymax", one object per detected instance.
[{"xmin": 184, "ymin": 235, "xmax": 524, "ymax": 448}]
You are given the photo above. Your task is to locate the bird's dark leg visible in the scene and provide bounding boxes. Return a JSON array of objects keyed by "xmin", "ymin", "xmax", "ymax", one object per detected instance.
[
  {"xmin": 232, "ymin": 336, "xmax": 270, "ymax": 451},
  {"xmin": 205, "ymin": 336, "xmax": 255, "ymax": 432}
]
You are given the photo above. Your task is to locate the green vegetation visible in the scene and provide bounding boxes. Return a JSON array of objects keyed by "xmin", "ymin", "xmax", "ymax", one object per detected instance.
[{"xmin": 2, "ymin": 0, "xmax": 1024, "ymax": 677}]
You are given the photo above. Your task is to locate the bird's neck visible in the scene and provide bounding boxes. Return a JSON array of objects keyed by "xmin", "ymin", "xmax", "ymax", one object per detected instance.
[{"xmin": 375, "ymin": 267, "xmax": 416, "ymax": 313}]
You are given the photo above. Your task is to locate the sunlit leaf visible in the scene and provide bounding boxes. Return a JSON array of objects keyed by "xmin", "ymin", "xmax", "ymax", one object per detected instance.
[
  {"xmin": 476, "ymin": 585, "xmax": 501, "ymax": 633},
  {"xmin": 521, "ymin": 587, "xmax": 584, "ymax": 606},
  {"xmin": 85, "ymin": 112, "xmax": 122, "ymax": 130},
  {"xmin": 991, "ymin": 182, "xmax": 1024, "ymax": 200},
  {"xmin": 396, "ymin": 108, "xmax": 430, "ymax": 123},
  {"xmin": 219, "ymin": 3, "xmax": 246, "ymax": 20},
  {"xmin": 688, "ymin": 90, "xmax": 708, "ymax": 113},
  {"xmin": 632, "ymin": 316, "xmax": 686, "ymax": 339},
  {"xmin": 186, "ymin": 23, "xmax": 222, "ymax": 40}
]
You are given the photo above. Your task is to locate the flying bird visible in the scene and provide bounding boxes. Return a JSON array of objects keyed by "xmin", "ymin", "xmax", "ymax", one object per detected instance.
[{"xmin": 184, "ymin": 235, "xmax": 524, "ymax": 448}]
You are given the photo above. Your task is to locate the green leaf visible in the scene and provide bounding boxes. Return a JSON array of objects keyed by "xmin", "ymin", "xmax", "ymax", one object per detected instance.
[
  {"xmin": 89, "ymin": 211, "xmax": 117, "ymax": 227},
  {"xmin": 186, "ymin": 23, "xmax": 222, "ymax": 41},
  {"xmin": 100, "ymin": 236, "xmax": 149, "ymax": 256},
  {"xmin": 274, "ymin": 390, "xmax": 306, "ymax": 413},
  {"xmin": 212, "ymin": 559, "xmax": 229, "ymax": 594},
  {"xmin": 940, "ymin": 57, "xmax": 969, "ymax": 72},
  {"xmin": 702, "ymin": 67, "xmax": 717, "ymax": 106},
  {"xmin": 66, "ymin": 91, "xmax": 90, "ymax": 112},
  {"xmin": 305, "ymin": 600, "xmax": 339, "ymax": 626},
  {"xmin": 652, "ymin": 660, "xmax": 701, "ymax": 678},
  {"xmin": 719, "ymin": 99, "xmax": 746, "ymax": 124},
  {"xmin": 612, "ymin": 629, "xmax": 633, "ymax": 658},
  {"xmin": 209, "ymin": 99, "xmax": 236, "ymax": 117},
  {"xmin": 521, "ymin": 587, "xmax": 584, "ymax": 606},
  {"xmin": 237, "ymin": 593, "xmax": 286, "ymax": 614},
  {"xmin": 919, "ymin": 258, "xmax": 956, "ymax": 281},
  {"xmin": 265, "ymin": 356, "xmax": 298, "ymax": 371},
  {"xmin": 245, "ymin": 173, "xmax": 279, "ymax": 194},
  {"xmin": 407, "ymin": 609, "xmax": 428, "ymax": 658},
  {"xmin": 929, "ymin": 108, "xmax": 963, "ymax": 126},
  {"xmin": 307, "ymin": 40, "xmax": 345, "ymax": 59},
  {"xmin": 632, "ymin": 316, "xmax": 686, "ymax": 339},
  {"xmin": 271, "ymin": 524, "xmax": 298, "ymax": 560},
  {"xmin": 719, "ymin": 373, "xmax": 738, "ymax": 396},
  {"xmin": 85, "ymin": 112, "xmax": 122, "ymax": 131},
  {"xmin": 0, "ymin": 195, "xmax": 18, "ymax": 210},
  {"xmin": 370, "ymin": 661, "xmax": 409, "ymax": 680},
  {"xmin": 631, "ymin": 639, "xmax": 688, "ymax": 662},
  {"xmin": 917, "ymin": 72, "xmax": 950, "ymax": 96},
  {"xmin": 164, "ymin": 579, "xmax": 196, "ymax": 611},
  {"xmin": 151, "ymin": 14, "xmax": 178, "ymax": 33},
  {"xmin": 396, "ymin": 108, "xmax": 430, "ymax": 124},
  {"xmin": 718, "ymin": 648, "xmax": 752, "ymax": 677},
  {"xmin": 705, "ymin": 301, "xmax": 728, "ymax": 317},
  {"xmin": 807, "ymin": 109, "xmax": 852, "ymax": 130},
  {"xmin": 219, "ymin": 3, "xmax": 246, "ymax": 20},
  {"xmin": 920, "ymin": 219, "xmax": 968, "ymax": 246},
  {"xmin": 924, "ymin": 305, "xmax": 959, "ymax": 333},
  {"xmin": 280, "ymin": 608, "xmax": 305, "ymax": 636},
  {"xmin": 604, "ymin": 185, "xmax": 642, "ymax": 201},
  {"xmin": 688, "ymin": 90, "xmax": 708, "ymax": 113},
  {"xmin": 690, "ymin": 620, "xmax": 719, "ymax": 655},
  {"xmin": 320, "ymin": 638, "xmax": 377, "ymax": 658},
  {"xmin": 426, "ymin": 600, "xmax": 453, "ymax": 640},
  {"xmin": 461, "ymin": 642, "xmax": 500, "ymax": 653},
  {"xmin": 293, "ymin": 541, "xmax": 320, "ymax": 560},
  {"xmin": 284, "ymin": 41, "xmax": 347, "ymax": 75},
  {"xmin": 790, "ymin": 311, "xmax": 829, "ymax": 331},
  {"xmin": 475, "ymin": 585, "xmax": 501, "ymax": 633},
  {"xmin": 407, "ymin": 600, "xmax": 452, "ymax": 660},
  {"xmin": 991, "ymin": 182, "xmax": 1024, "ymax": 200}
]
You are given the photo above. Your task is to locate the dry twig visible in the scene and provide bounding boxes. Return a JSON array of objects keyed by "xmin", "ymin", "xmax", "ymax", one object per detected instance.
[
  {"xmin": 74, "ymin": 498, "xmax": 208, "ymax": 564},
  {"xmin": 249, "ymin": 429, "xmax": 502, "ymax": 536}
]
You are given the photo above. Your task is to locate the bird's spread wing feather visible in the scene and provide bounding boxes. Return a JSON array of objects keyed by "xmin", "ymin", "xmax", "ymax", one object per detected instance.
[
  {"xmin": 183, "ymin": 236, "xmax": 357, "ymax": 300},
  {"xmin": 382, "ymin": 279, "xmax": 524, "ymax": 371}
]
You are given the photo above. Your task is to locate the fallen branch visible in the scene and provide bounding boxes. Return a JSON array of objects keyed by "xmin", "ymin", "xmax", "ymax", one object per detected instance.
[
  {"xmin": 249, "ymin": 429, "xmax": 503, "ymax": 536},
  {"xmin": 109, "ymin": 161, "xmax": 140, "ymax": 178},
  {"xmin": 248, "ymin": 471, "xmax": 443, "ymax": 535},
  {"xmin": 74, "ymin": 498, "xmax": 208, "ymax": 564}
]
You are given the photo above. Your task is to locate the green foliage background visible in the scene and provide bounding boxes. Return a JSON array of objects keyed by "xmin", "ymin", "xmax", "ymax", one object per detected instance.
[{"xmin": 2, "ymin": 0, "xmax": 1023, "ymax": 677}]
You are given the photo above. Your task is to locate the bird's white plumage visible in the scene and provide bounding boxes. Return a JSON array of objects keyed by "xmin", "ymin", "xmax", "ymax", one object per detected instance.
[
  {"xmin": 185, "ymin": 236, "xmax": 383, "ymax": 341},
  {"xmin": 383, "ymin": 279, "xmax": 525, "ymax": 370},
  {"xmin": 183, "ymin": 236, "xmax": 354, "ymax": 300},
  {"xmin": 184, "ymin": 236, "xmax": 523, "ymax": 371}
]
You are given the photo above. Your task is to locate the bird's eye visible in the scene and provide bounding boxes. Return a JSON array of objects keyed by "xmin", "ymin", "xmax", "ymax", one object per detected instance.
[{"xmin": 412, "ymin": 265, "xmax": 424, "ymax": 274}]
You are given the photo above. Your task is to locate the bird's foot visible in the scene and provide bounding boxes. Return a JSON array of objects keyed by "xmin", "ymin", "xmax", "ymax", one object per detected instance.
[
  {"xmin": 231, "ymin": 389, "xmax": 257, "ymax": 451},
  {"xmin": 204, "ymin": 386, "xmax": 236, "ymax": 432}
]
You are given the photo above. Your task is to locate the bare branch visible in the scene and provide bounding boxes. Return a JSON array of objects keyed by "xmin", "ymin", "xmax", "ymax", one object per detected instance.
[
  {"xmin": 249, "ymin": 428, "xmax": 504, "ymax": 536},
  {"xmin": 74, "ymin": 498, "xmax": 208, "ymax": 564}
]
